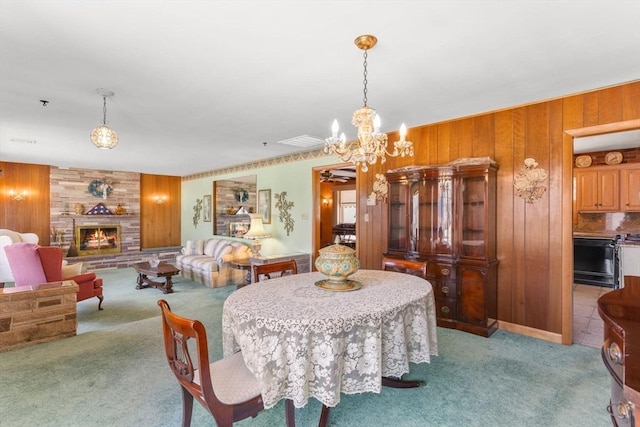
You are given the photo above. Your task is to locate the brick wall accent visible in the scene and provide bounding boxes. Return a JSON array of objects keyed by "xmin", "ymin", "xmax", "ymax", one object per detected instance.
[
  {"xmin": 47, "ymin": 167, "xmax": 173, "ymax": 271},
  {"xmin": 0, "ymin": 281, "xmax": 79, "ymax": 352}
]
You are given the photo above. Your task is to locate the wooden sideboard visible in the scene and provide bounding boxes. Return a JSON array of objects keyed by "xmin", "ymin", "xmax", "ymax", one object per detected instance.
[{"xmin": 598, "ymin": 276, "xmax": 640, "ymax": 426}]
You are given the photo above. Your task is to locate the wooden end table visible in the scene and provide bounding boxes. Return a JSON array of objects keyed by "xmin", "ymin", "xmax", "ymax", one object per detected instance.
[
  {"xmin": 133, "ymin": 262, "xmax": 180, "ymax": 294},
  {"xmin": 230, "ymin": 259, "xmax": 252, "ymax": 288}
]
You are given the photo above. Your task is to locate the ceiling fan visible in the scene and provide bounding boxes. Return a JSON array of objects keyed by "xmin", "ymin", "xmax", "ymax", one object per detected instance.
[{"xmin": 320, "ymin": 170, "xmax": 349, "ymax": 183}]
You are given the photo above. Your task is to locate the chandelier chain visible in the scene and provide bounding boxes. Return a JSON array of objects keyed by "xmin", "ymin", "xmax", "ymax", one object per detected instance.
[{"xmin": 362, "ymin": 50, "xmax": 368, "ymax": 107}]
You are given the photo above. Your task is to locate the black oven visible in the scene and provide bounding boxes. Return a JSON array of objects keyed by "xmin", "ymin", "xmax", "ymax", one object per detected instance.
[{"xmin": 573, "ymin": 236, "xmax": 619, "ymax": 288}]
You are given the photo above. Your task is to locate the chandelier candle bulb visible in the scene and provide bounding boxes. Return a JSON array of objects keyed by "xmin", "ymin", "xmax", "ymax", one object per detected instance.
[
  {"xmin": 399, "ymin": 124, "xmax": 407, "ymax": 141},
  {"xmin": 332, "ymin": 119, "xmax": 339, "ymax": 138},
  {"xmin": 373, "ymin": 114, "xmax": 381, "ymax": 133}
]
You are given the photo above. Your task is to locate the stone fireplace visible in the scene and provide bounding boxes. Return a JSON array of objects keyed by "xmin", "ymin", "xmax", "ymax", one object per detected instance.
[{"xmin": 76, "ymin": 225, "xmax": 121, "ymax": 256}]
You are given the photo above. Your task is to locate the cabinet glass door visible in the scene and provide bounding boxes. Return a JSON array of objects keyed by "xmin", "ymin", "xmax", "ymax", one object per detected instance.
[
  {"xmin": 460, "ymin": 176, "xmax": 486, "ymax": 258},
  {"xmin": 388, "ymin": 181, "xmax": 408, "ymax": 252},
  {"xmin": 411, "ymin": 175, "xmax": 453, "ymax": 255}
]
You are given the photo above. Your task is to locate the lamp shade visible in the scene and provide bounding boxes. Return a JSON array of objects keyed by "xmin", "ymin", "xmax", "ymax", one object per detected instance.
[
  {"xmin": 90, "ymin": 125, "xmax": 118, "ymax": 149},
  {"xmin": 243, "ymin": 213, "xmax": 270, "ymax": 239}
]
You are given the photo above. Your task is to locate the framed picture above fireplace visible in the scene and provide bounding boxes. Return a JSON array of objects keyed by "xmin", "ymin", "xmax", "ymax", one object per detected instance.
[{"xmin": 76, "ymin": 225, "xmax": 122, "ymax": 256}]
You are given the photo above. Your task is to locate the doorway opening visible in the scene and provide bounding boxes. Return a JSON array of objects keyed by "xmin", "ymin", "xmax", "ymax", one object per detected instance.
[
  {"xmin": 565, "ymin": 120, "xmax": 640, "ymax": 346},
  {"xmin": 312, "ymin": 164, "xmax": 357, "ymax": 267}
]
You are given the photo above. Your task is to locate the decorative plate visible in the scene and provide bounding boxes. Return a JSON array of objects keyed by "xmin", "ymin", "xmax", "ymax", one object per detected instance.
[
  {"xmin": 605, "ymin": 151, "xmax": 623, "ymax": 165},
  {"xmin": 575, "ymin": 155, "xmax": 592, "ymax": 168}
]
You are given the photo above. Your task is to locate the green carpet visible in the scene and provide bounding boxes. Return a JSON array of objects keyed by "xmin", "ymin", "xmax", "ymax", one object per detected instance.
[{"xmin": 0, "ymin": 268, "xmax": 610, "ymax": 426}]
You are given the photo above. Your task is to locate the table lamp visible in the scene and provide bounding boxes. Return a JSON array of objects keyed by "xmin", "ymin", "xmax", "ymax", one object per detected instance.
[{"xmin": 243, "ymin": 213, "xmax": 270, "ymax": 257}]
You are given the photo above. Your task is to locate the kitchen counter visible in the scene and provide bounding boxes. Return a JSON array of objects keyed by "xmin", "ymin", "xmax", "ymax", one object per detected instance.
[{"xmin": 573, "ymin": 232, "xmax": 619, "ymax": 238}]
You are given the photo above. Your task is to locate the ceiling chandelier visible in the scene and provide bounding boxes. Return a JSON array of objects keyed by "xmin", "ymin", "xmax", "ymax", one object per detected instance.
[
  {"xmin": 90, "ymin": 89, "xmax": 118, "ymax": 149},
  {"xmin": 324, "ymin": 35, "xmax": 413, "ymax": 172}
]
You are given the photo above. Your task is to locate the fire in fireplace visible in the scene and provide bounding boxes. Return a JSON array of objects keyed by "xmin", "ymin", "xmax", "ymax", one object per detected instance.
[{"xmin": 76, "ymin": 225, "xmax": 121, "ymax": 256}]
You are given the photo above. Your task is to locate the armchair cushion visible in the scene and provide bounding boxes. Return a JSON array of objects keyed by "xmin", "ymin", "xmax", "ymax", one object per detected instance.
[
  {"xmin": 3, "ymin": 243, "xmax": 47, "ymax": 286},
  {"xmin": 37, "ymin": 245, "xmax": 65, "ymax": 282},
  {"xmin": 61, "ymin": 263, "xmax": 83, "ymax": 279}
]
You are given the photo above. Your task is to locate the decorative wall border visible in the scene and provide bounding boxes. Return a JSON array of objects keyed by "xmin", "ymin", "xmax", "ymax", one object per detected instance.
[{"xmin": 182, "ymin": 148, "xmax": 328, "ymax": 181}]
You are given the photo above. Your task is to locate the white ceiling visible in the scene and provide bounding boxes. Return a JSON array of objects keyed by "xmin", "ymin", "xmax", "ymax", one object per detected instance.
[
  {"xmin": 573, "ymin": 130, "xmax": 640, "ymax": 154},
  {"xmin": 1, "ymin": 1, "xmax": 639, "ymax": 177}
]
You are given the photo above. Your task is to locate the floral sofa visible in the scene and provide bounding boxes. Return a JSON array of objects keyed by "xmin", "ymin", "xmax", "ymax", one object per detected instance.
[{"xmin": 175, "ymin": 237, "xmax": 251, "ymax": 287}]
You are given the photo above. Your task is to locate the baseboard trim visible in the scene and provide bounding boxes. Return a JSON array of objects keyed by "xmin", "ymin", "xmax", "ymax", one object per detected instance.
[{"xmin": 498, "ymin": 321, "xmax": 563, "ymax": 344}]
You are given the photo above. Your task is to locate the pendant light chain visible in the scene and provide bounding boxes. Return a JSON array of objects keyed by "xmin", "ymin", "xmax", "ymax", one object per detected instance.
[
  {"xmin": 362, "ymin": 49, "xmax": 369, "ymax": 107},
  {"xmin": 102, "ymin": 96, "xmax": 108, "ymax": 125}
]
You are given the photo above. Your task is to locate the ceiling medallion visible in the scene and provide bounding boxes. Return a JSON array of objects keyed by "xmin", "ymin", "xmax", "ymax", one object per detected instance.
[{"xmin": 324, "ymin": 35, "xmax": 414, "ymax": 172}]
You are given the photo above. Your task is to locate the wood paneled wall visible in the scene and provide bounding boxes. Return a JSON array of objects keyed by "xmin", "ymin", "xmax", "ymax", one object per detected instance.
[
  {"xmin": 0, "ymin": 164, "xmax": 180, "ymax": 250},
  {"xmin": 0, "ymin": 162, "xmax": 51, "ymax": 243},
  {"xmin": 140, "ymin": 174, "xmax": 181, "ymax": 248},
  {"xmin": 355, "ymin": 81, "xmax": 640, "ymax": 340}
]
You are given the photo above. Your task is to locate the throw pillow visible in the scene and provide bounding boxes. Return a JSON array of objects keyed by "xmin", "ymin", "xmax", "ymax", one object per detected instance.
[
  {"xmin": 183, "ymin": 240, "xmax": 204, "ymax": 255},
  {"xmin": 62, "ymin": 263, "xmax": 83, "ymax": 279}
]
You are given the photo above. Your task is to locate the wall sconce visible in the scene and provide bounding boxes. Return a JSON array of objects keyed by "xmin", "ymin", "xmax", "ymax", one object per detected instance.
[
  {"xmin": 153, "ymin": 195, "xmax": 168, "ymax": 205},
  {"xmin": 9, "ymin": 190, "xmax": 28, "ymax": 201},
  {"xmin": 514, "ymin": 158, "xmax": 548, "ymax": 204},
  {"xmin": 322, "ymin": 198, "xmax": 330, "ymax": 207}
]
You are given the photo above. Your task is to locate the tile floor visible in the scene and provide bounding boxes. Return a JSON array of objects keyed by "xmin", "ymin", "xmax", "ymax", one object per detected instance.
[{"xmin": 573, "ymin": 283, "xmax": 613, "ymax": 348}]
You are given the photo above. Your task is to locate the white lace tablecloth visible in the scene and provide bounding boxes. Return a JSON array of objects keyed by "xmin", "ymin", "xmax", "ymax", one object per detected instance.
[{"xmin": 222, "ymin": 270, "xmax": 438, "ymax": 409}]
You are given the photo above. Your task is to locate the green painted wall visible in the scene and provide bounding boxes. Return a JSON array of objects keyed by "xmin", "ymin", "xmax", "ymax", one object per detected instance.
[{"xmin": 181, "ymin": 154, "xmax": 337, "ymax": 256}]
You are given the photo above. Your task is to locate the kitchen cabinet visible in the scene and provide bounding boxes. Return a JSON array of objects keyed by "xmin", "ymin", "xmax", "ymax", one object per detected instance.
[
  {"xmin": 621, "ymin": 165, "xmax": 640, "ymax": 211},
  {"xmin": 575, "ymin": 163, "xmax": 640, "ymax": 213},
  {"xmin": 575, "ymin": 168, "xmax": 620, "ymax": 211},
  {"xmin": 386, "ymin": 159, "xmax": 498, "ymax": 337}
]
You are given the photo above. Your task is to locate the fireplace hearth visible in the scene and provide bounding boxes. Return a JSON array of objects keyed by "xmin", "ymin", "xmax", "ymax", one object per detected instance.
[{"xmin": 76, "ymin": 225, "xmax": 121, "ymax": 256}]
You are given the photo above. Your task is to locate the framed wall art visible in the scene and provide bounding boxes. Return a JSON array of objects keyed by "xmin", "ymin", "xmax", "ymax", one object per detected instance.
[
  {"xmin": 258, "ymin": 189, "xmax": 271, "ymax": 224},
  {"xmin": 202, "ymin": 194, "xmax": 212, "ymax": 222}
]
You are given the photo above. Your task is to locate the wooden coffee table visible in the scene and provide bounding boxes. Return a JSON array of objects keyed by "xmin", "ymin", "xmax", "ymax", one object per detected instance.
[{"xmin": 133, "ymin": 262, "xmax": 180, "ymax": 294}]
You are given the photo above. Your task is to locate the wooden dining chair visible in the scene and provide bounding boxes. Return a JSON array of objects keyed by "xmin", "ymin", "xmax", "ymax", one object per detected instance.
[
  {"xmin": 252, "ymin": 260, "xmax": 297, "ymax": 283},
  {"xmin": 381, "ymin": 256, "xmax": 427, "ymax": 278},
  {"xmin": 157, "ymin": 299, "xmax": 265, "ymax": 427}
]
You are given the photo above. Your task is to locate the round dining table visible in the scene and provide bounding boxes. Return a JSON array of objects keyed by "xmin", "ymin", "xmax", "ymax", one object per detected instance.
[{"xmin": 222, "ymin": 269, "xmax": 439, "ymax": 410}]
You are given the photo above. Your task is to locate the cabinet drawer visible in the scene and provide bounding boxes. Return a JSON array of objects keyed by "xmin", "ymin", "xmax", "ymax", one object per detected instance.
[
  {"xmin": 435, "ymin": 298, "xmax": 457, "ymax": 321},
  {"xmin": 427, "ymin": 263, "xmax": 454, "ymax": 278},
  {"xmin": 427, "ymin": 263, "xmax": 456, "ymax": 297},
  {"xmin": 432, "ymin": 279, "xmax": 456, "ymax": 298}
]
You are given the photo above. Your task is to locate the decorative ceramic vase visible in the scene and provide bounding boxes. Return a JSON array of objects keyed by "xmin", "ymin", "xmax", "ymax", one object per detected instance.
[
  {"xmin": 314, "ymin": 243, "xmax": 360, "ymax": 291},
  {"xmin": 149, "ymin": 254, "xmax": 161, "ymax": 268}
]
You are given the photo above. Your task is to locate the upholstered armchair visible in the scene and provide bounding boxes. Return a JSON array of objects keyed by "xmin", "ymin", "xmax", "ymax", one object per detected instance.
[
  {"xmin": 0, "ymin": 229, "xmax": 39, "ymax": 285},
  {"xmin": 5, "ymin": 243, "xmax": 104, "ymax": 310}
]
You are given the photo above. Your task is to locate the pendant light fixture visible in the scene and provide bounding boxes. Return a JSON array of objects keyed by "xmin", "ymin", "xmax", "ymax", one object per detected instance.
[
  {"xmin": 324, "ymin": 35, "xmax": 413, "ymax": 172},
  {"xmin": 90, "ymin": 88, "xmax": 118, "ymax": 149}
]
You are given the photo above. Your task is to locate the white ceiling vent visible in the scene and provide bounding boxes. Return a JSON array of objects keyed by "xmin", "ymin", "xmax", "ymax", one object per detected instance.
[
  {"xmin": 276, "ymin": 135, "xmax": 325, "ymax": 148},
  {"xmin": 10, "ymin": 137, "xmax": 37, "ymax": 144}
]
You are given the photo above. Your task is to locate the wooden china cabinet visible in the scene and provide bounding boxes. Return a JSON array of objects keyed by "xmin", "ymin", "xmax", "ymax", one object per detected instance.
[{"xmin": 386, "ymin": 158, "xmax": 498, "ymax": 337}]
